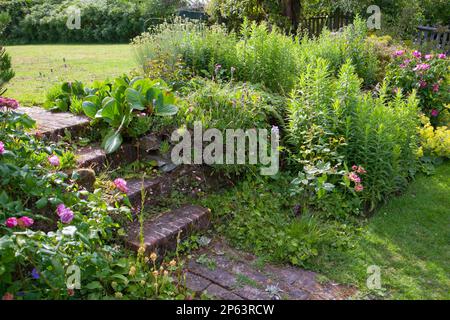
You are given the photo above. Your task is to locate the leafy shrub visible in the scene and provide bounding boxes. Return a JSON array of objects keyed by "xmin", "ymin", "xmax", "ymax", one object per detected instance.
[
  {"xmin": 0, "ymin": 103, "xmax": 187, "ymax": 299},
  {"xmin": 44, "ymin": 81, "xmax": 88, "ymax": 112},
  {"xmin": 288, "ymin": 59, "xmax": 420, "ymax": 211},
  {"xmin": 298, "ymin": 17, "xmax": 380, "ymax": 86},
  {"xmin": 177, "ymin": 78, "xmax": 281, "ymax": 176},
  {"xmin": 0, "ymin": 0, "xmax": 180, "ymax": 43},
  {"xmin": 386, "ymin": 50, "xmax": 449, "ymax": 125},
  {"xmin": 0, "ymin": 46, "xmax": 14, "ymax": 95},
  {"xmin": 133, "ymin": 17, "xmax": 379, "ymax": 95},
  {"xmin": 419, "ymin": 115, "xmax": 450, "ymax": 159}
]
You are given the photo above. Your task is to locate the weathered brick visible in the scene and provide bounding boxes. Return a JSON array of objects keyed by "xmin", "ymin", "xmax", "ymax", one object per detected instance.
[
  {"xmin": 204, "ymin": 284, "xmax": 243, "ymax": 300},
  {"xmin": 185, "ymin": 273, "xmax": 212, "ymax": 294},
  {"xmin": 126, "ymin": 205, "xmax": 211, "ymax": 256}
]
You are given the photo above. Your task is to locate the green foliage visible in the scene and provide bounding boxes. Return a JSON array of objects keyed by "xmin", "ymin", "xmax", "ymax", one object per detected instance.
[
  {"xmin": 199, "ymin": 177, "xmax": 357, "ymax": 267},
  {"xmin": 178, "ymin": 78, "xmax": 282, "ymax": 176},
  {"xmin": 0, "ymin": 46, "xmax": 14, "ymax": 95},
  {"xmin": 0, "ymin": 0, "xmax": 180, "ymax": 43},
  {"xmin": 288, "ymin": 59, "xmax": 420, "ymax": 211},
  {"xmin": 133, "ymin": 17, "xmax": 378, "ymax": 93},
  {"xmin": 44, "ymin": 81, "xmax": 88, "ymax": 112},
  {"xmin": 385, "ymin": 50, "xmax": 449, "ymax": 125},
  {"xmin": 0, "ymin": 107, "xmax": 187, "ymax": 299}
]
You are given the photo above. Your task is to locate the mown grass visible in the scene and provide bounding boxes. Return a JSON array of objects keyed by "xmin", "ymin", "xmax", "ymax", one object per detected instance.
[
  {"xmin": 314, "ymin": 162, "xmax": 450, "ymax": 299},
  {"xmin": 4, "ymin": 44, "xmax": 136, "ymax": 106}
]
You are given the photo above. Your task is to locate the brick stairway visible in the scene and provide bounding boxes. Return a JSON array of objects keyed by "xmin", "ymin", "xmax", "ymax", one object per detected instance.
[
  {"xmin": 19, "ymin": 106, "xmax": 212, "ymax": 259},
  {"xmin": 21, "ymin": 107, "xmax": 356, "ymax": 300}
]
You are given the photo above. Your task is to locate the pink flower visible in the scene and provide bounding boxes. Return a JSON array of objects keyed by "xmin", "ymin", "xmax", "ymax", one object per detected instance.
[
  {"xmin": 354, "ymin": 184, "xmax": 364, "ymax": 192},
  {"xmin": 17, "ymin": 216, "xmax": 34, "ymax": 228},
  {"xmin": 60, "ymin": 210, "xmax": 74, "ymax": 224},
  {"xmin": 438, "ymin": 53, "xmax": 446, "ymax": 59},
  {"xmin": 56, "ymin": 204, "xmax": 74, "ymax": 224},
  {"xmin": 433, "ymin": 83, "xmax": 440, "ymax": 92},
  {"xmin": 394, "ymin": 50, "xmax": 405, "ymax": 57},
  {"xmin": 5, "ymin": 217, "xmax": 18, "ymax": 228},
  {"xmin": 424, "ymin": 54, "xmax": 433, "ymax": 60},
  {"xmin": 357, "ymin": 166, "xmax": 367, "ymax": 174},
  {"xmin": 114, "ymin": 178, "xmax": 129, "ymax": 193},
  {"xmin": 48, "ymin": 155, "xmax": 60, "ymax": 167},
  {"xmin": 2, "ymin": 292, "xmax": 14, "ymax": 300},
  {"xmin": 419, "ymin": 80, "xmax": 427, "ymax": 88},
  {"xmin": 0, "ymin": 141, "xmax": 4, "ymax": 155},
  {"xmin": 431, "ymin": 109, "xmax": 439, "ymax": 117},
  {"xmin": 412, "ymin": 50, "xmax": 422, "ymax": 58},
  {"xmin": 414, "ymin": 63, "xmax": 430, "ymax": 71},
  {"xmin": 0, "ymin": 97, "xmax": 19, "ymax": 110},
  {"xmin": 351, "ymin": 165, "xmax": 358, "ymax": 171},
  {"xmin": 348, "ymin": 172, "xmax": 361, "ymax": 184}
]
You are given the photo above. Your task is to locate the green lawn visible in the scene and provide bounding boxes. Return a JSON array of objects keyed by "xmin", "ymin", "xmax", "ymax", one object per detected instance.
[
  {"xmin": 316, "ymin": 162, "xmax": 450, "ymax": 299},
  {"xmin": 4, "ymin": 44, "xmax": 136, "ymax": 106}
]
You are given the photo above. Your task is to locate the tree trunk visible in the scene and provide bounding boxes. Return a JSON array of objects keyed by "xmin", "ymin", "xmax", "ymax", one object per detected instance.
[{"xmin": 280, "ymin": 0, "xmax": 302, "ymax": 30}]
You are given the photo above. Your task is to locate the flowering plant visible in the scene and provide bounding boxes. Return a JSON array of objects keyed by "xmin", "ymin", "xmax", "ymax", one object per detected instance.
[{"xmin": 386, "ymin": 49, "xmax": 449, "ymax": 124}]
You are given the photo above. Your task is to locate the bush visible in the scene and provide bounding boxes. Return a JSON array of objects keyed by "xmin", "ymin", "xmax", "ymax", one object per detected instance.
[
  {"xmin": 133, "ymin": 17, "xmax": 378, "ymax": 94},
  {"xmin": 0, "ymin": 0, "xmax": 181, "ymax": 43},
  {"xmin": 288, "ymin": 59, "xmax": 420, "ymax": 211},
  {"xmin": 177, "ymin": 78, "xmax": 281, "ymax": 176},
  {"xmin": 0, "ymin": 46, "xmax": 14, "ymax": 95},
  {"xmin": 419, "ymin": 115, "xmax": 450, "ymax": 159},
  {"xmin": 386, "ymin": 50, "xmax": 449, "ymax": 125},
  {"xmin": 0, "ymin": 102, "xmax": 187, "ymax": 299}
]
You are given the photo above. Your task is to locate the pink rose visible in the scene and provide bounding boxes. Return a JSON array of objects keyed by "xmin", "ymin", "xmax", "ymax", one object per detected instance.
[
  {"xmin": 0, "ymin": 141, "xmax": 4, "ymax": 155},
  {"xmin": 48, "ymin": 155, "xmax": 60, "ymax": 167},
  {"xmin": 431, "ymin": 109, "xmax": 439, "ymax": 117},
  {"xmin": 18, "ymin": 216, "xmax": 34, "ymax": 228},
  {"xmin": 5, "ymin": 217, "xmax": 18, "ymax": 228},
  {"xmin": 351, "ymin": 165, "xmax": 358, "ymax": 171},
  {"xmin": 354, "ymin": 184, "xmax": 364, "ymax": 192},
  {"xmin": 114, "ymin": 178, "xmax": 129, "ymax": 193}
]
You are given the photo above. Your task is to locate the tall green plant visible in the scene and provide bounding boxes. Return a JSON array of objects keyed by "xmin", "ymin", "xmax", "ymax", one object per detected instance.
[{"xmin": 0, "ymin": 46, "xmax": 14, "ymax": 96}]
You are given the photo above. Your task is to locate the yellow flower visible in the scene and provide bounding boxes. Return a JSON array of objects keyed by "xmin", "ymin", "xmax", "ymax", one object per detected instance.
[
  {"xmin": 152, "ymin": 270, "xmax": 159, "ymax": 277},
  {"xmin": 138, "ymin": 245, "xmax": 146, "ymax": 255},
  {"xmin": 150, "ymin": 252, "xmax": 157, "ymax": 262},
  {"xmin": 129, "ymin": 266, "xmax": 136, "ymax": 276},
  {"xmin": 144, "ymin": 257, "xmax": 149, "ymax": 263},
  {"xmin": 115, "ymin": 292, "xmax": 123, "ymax": 299},
  {"xmin": 140, "ymin": 280, "xmax": 146, "ymax": 286},
  {"xmin": 169, "ymin": 260, "xmax": 176, "ymax": 267}
]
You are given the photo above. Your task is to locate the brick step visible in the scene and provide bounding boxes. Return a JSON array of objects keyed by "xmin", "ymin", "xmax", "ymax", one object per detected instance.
[
  {"xmin": 18, "ymin": 107, "xmax": 91, "ymax": 141},
  {"xmin": 126, "ymin": 205, "xmax": 211, "ymax": 256},
  {"xmin": 184, "ymin": 239, "xmax": 357, "ymax": 300},
  {"xmin": 76, "ymin": 143, "xmax": 138, "ymax": 173}
]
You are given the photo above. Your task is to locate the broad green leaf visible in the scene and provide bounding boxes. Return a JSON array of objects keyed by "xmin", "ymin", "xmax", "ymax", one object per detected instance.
[
  {"xmin": 82, "ymin": 101, "xmax": 98, "ymax": 118},
  {"xmin": 155, "ymin": 104, "xmax": 178, "ymax": 116},
  {"xmin": 125, "ymin": 88, "xmax": 145, "ymax": 110},
  {"xmin": 102, "ymin": 131, "xmax": 123, "ymax": 154}
]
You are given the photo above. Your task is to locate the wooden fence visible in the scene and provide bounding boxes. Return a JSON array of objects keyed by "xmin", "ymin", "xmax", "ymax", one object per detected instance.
[
  {"xmin": 415, "ymin": 26, "xmax": 450, "ymax": 52},
  {"xmin": 299, "ymin": 13, "xmax": 353, "ymax": 37}
]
